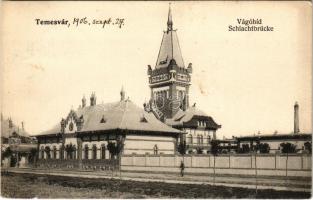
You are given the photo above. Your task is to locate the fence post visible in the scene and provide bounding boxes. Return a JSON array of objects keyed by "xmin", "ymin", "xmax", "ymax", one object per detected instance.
[
  {"xmin": 174, "ymin": 155, "xmax": 176, "ymax": 167},
  {"xmin": 251, "ymin": 154, "xmax": 253, "ymax": 169},
  {"xmin": 274, "ymin": 153, "xmax": 277, "ymax": 169},
  {"xmin": 255, "ymin": 153, "xmax": 258, "ymax": 196},
  {"xmin": 209, "ymin": 154, "xmax": 211, "ymax": 167},
  {"xmin": 159, "ymin": 155, "xmax": 161, "ymax": 167},
  {"xmin": 191, "ymin": 155, "xmax": 193, "ymax": 168},
  {"xmin": 213, "ymin": 154, "xmax": 216, "ymax": 185},
  {"xmin": 285, "ymin": 153, "xmax": 288, "ymax": 177},
  {"xmin": 301, "ymin": 153, "xmax": 303, "ymax": 170}
]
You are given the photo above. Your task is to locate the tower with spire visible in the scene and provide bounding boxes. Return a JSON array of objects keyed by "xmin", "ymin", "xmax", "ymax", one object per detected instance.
[{"xmin": 146, "ymin": 4, "xmax": 192, "ymax": 120}]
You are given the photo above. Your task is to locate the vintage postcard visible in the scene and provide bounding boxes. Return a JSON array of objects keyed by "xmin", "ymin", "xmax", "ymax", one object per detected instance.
[{"xmin": 0, "ymin": 1, "xmax": 312, "ymax": 199}]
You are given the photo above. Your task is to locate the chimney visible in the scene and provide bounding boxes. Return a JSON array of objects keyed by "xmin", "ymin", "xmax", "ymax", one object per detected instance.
[
  {"xmin": 294, "ymin": 101, "xmax": 300, "ymax": 134},
  {"xmin": 90, "ymin": 92, "xmax": 96, "ymax": 106},
  {"xmin": 21, "ymin": 121, "xmax": 24, "ymax": 131},
  {"xmin": 120, "ymin": 86, "xmax": 125, "ymax": 101},
  {"xmin": 8, "ymin": 117, "xmax": 13, "ymax": 128},
  {"xmin": 82, "ymin": 95, "xmax": 86, "ymax": 108}
]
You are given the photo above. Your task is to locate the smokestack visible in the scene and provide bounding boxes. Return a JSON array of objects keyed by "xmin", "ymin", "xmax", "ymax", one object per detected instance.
[
  {"xmin": 21, "ymin": 121, "xmax": 24, "ymax": 131},
  {"xmin": 294, "ymin": 102, "xmax": 300, "ymax": 134}
]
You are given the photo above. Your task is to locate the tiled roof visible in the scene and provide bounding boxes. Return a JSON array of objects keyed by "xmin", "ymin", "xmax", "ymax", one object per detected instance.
[
  {"xmin": 1, "ymin": 118, "xmax": 29, "ymax": 138},
  {"xmin": 237, "ymin": 133, "xmax": 312, "ymax": 141},
  {"xmin": 37, "ymin": 100, "xmax": 182, "ymax": 136},
  {"xmin": 166, "ymin": 106, "xmax": 220, "ymax": 129},
  {"xmin": 155, "ymin": 30, "xmax": 185, "ymax": 69}
]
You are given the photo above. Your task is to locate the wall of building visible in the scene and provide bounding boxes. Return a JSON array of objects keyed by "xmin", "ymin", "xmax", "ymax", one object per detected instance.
[
  {"xmin": 123, "ymin": 135, "xmax": 176, "ymax": 155},
  {"xmin": 121, "ymin": 154, "xmax": 312, "ymax": 178},
  {"xmin": 39, "ymin": 142, "xmax": 62, "ymax": 159},
  {"xmin": 81, "ymin": 140, "xmax": 109, "ymax": 159}
]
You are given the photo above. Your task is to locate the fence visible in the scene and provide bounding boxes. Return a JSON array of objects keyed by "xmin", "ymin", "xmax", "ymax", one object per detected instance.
[
  {"xmin": 36, "ymin": 159, "xmax": 119, "ymax": 171},
  {"xmin": 121, "ymin": 153, "xmax": 312, "ymax": 177}
]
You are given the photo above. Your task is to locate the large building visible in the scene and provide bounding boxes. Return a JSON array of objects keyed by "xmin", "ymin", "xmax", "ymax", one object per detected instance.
[
  {"xmin": 35, "ymin": 90, "xmax": 182, "ymax": 169},
  {"xmin": 1, "ymin": 115, "xmax": 36, "ymax": 168},
  {"xmin": 144, "ymin": 6, "xmax": 221, "ymax": 154}
]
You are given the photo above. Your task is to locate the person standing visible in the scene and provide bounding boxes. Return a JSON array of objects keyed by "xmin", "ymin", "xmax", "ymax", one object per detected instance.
[{"xmin": 180, "ymin": 161, "xmax": 185, "ymax": 177}]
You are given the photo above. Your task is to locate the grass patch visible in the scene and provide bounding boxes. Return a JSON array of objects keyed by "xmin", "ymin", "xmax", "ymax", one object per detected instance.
[{"xmin": 1, "ymin": 172, "xmax": 311, "ymax": 198}]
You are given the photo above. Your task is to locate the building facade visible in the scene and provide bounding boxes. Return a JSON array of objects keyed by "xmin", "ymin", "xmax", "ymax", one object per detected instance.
[{"xmin": 35, "ymin": 90, "xmax": 182, "ymax": 169}]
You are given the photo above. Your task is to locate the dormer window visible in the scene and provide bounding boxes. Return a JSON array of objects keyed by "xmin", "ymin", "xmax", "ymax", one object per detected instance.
[
  {"xmin": 100, "ymin": 115, "xmax": 106, "ymax": 123},
  {"xmin": 140, "ymin": 116, "xmax": 148, "ymax": 123}
]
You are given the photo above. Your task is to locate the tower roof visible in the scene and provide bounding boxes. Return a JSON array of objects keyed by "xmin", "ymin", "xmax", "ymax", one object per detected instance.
[{"xmin": 155, "ymin": 5, "xmax": 185, "ymax": 69}]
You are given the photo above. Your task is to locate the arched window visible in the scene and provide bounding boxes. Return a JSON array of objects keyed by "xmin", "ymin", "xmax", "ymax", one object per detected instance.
[
  {"xmin": 40, "ymin": 146, "xmax": 44, "ymax": 159},
  {"xmin": 92, "ymin": 145, "xmax": 97, "ymax": 159},
  {"xmin": 101, "ymin": 144, "xmax": 106, "ymax": 159},
  {"xmin": 53, "ymin": 146, "xmax": 57, "ymax": 159},
  {"xmin": 72, "ymin": 145, "xmax": 77, "ymax": 159},
  {"xmin": 187, "ymin": 135, "xmax": 193, "ymax": 144},
  {"xmin": 84, "ymin": 145, "xmax": 89, "ymax": 159},
  {"xmin": 208, "ymin": 135, "xmax": 211, "ymax": 143},
  {"xmin": 45, "ymin": 146, "xmax": 51, "ymax": 159}
]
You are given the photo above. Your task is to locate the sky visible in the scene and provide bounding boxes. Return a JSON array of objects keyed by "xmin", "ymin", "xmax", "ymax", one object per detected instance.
[{"xmin": 0, "ymin": 1, "xmax": 312, "ymax": 138}]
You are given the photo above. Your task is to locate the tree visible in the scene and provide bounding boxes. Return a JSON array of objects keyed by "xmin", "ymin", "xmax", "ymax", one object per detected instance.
[
  {"xmin": 237, "ymin": 144, "xmax": 250, "ymax": 153},
  {"xmin": 107, "ymin": 138, "xmax": 124, "ymax": 159},
  {"xmin": 280, "ymin": 142, "xmax": 297, "ymax": 153},
  {"xmin": 304, "ymin": 142, "xmax": 312, "ymax": 153},
  {"xmin": 210, "ymin": 140, "xmax": 220, "ymax": 155},
  {"xmin": 2, "ymin": 147, "xmax": 12, "ymax": 159},
  {"xmin": 258, "ymin": 143, "xmax": 270, "ymax": 153},
  {"xmin": 107, "ymin": 142, "xmax": 117, "ymax": 159},
  {"xmin": 28, "ymin": 148, "xmax": 37, "ymax": 163},
  {"xmin": 177, "ymin": 141, "xmax": 187, "ymax": 155}
]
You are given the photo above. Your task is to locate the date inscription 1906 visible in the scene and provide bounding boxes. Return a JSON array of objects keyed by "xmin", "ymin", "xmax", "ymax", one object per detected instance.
[{"xmin": 35, "ymin": 17, "xmax": 125, "ymax": 29}]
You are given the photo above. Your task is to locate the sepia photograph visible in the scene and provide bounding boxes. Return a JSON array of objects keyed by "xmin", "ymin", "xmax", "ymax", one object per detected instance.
[{"xmin": 0, "ymin": 1, "xmax": 312, "ymax": 198}]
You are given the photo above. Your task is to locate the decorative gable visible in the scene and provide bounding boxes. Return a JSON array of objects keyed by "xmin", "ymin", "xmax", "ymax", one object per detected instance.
[{"xmin": 61, "ymin": 110, "xmax": 84, "ymax": 133}]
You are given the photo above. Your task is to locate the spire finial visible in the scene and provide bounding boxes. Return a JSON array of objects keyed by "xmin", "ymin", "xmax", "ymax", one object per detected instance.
[
  {"xmin": 120, "ymin": 86, "xmax": 125, "ymax": 101},
  {"xmin": 82, "ymin": 94, "xmax": 86, "ymax": 108},
  {"xmin": 167, "ymin": 3, "xmax": 173, "ymax": 31}
]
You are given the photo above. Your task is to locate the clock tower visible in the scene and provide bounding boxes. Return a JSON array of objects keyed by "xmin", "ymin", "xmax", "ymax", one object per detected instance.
[{"xmin": 145, "ymin": 5, "xmax": 193, "ymax": 121}]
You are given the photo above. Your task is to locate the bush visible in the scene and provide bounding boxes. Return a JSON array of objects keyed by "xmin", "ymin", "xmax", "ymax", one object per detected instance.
[
  {"xmin": 196, "ymin": 148, "xmax": 203, "ymax": 154},
  {"xmin": 304, "ymin": 142, "xmax": 312, "ymax": 153},
  {"xmin": 280, "ymin": 142, "xmax": 297, "ymax": 153},
  {"xmin": 2, "ymin": 147, "xmax": 12, "ymax": 158},
  {"xmin": 258, "ymin": 143, "xmax": 270, "ymax": 153},
  {"xmin": 237, "ymin": 144, "xmax": 250, "ymax": 154}
]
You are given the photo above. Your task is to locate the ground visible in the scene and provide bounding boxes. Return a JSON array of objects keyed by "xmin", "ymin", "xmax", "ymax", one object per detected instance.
[{"xmin": 1, "ymin": 172, "xmax": 311, "ymax": 198}]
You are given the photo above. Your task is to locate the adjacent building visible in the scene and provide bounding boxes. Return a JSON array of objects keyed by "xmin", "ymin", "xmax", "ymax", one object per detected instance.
[
  {"xmin": 1, "ymin": 115, "xmax": 36, "ymax": 168},
  {"xmin": 236, "ymin": 102, "xmax": 312, "ymax": 153}
]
